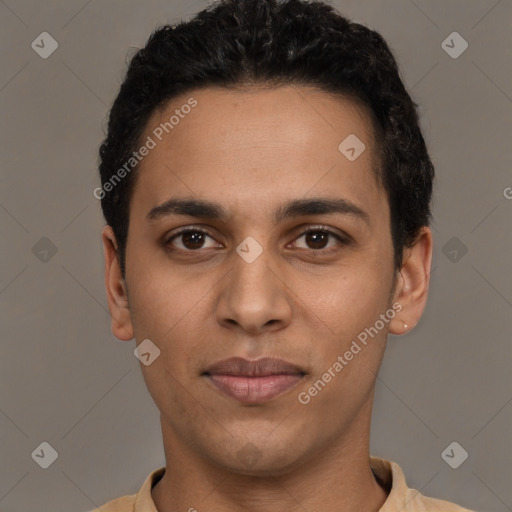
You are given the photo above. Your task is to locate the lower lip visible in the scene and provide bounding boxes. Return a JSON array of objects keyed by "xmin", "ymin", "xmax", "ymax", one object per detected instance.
[{"xmin": 205, "ymin": 374, "xmax": 304, "ymax": 404}]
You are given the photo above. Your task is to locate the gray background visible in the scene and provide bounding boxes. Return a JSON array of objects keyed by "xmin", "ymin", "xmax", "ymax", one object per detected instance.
[{"xmin": 0, "ymin": 0, "xmax": 511, "ymax": 511}]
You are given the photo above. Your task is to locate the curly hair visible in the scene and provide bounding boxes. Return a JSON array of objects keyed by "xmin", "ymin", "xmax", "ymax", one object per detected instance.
[{"xmin": 98, "ymin": 0, "xmax": 434, "ymax": 278}]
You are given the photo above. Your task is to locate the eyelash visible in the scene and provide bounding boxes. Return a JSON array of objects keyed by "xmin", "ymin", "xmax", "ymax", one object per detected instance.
[{"xmin": 164, "ymin": 225, "xmax": 352, "ymax": 255}]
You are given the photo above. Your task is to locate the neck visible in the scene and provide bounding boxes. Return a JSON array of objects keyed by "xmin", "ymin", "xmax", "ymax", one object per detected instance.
[{"xmin": 152, "ymin": 400, "xmax": 387, "ymax": 512}]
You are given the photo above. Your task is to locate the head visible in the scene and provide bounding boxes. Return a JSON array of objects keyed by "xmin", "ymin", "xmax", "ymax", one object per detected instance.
[{"xmin": 99, "ymin": 0, "xmax": 433, "ymax": 475}]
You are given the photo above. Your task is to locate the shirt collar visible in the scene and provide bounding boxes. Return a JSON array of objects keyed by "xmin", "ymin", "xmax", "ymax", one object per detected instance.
[
  {"xmin": 370, "ymin": 456, "xmax": 410, "ymax": 510},
  {"xmin": 133, "ymin": 466, "xmax": 165, "ymax": 512}
]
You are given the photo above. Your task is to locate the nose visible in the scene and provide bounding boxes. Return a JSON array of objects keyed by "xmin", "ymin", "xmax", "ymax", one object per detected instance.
[{"xmin": 216, "ymin": 246, "xmax": 293, "ymax": 335}]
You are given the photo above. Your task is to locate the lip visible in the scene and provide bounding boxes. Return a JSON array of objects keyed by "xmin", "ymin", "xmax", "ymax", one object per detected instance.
[{"xmin": 203, "ymin": 357, "xmax": 306, "ymax": 404}]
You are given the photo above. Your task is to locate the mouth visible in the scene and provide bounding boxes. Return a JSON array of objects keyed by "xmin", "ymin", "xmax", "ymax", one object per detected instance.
[{"xmin": 202, "ymin": 357, "xmax": 306, "ymax": 404}]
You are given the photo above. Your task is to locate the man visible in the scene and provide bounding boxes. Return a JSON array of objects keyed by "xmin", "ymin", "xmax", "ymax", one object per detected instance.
[{"xmin": 93, "ymin": 0, "xmax": 474, "ymax": 510}]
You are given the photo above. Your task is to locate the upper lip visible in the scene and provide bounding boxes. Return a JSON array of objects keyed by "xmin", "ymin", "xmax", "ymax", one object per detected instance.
[{"xmin": 203, "ymin": 357, "xmax": 306, "ymax": 377}]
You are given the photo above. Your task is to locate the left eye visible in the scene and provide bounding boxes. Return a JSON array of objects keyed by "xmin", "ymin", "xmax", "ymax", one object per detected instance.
[{"xmin": 292, "ymin": 229, "xmax": 345, "ymax": 251}]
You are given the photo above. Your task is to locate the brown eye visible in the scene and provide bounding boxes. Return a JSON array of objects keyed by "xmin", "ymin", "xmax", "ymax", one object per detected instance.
[
  {"xmin": 166, "ymin": 228, "xmax": 220, "ymax": 251},
  {"xmin": 293, "ymin": 228, "xmax": 348, "ymax": 251},
  {"xmin": 180, "ymin": 231, "xmax": 207, "ymax": 250},
  {"xmin": 303, "ymin": 231, "xmax": 330, "ymax": 250}
]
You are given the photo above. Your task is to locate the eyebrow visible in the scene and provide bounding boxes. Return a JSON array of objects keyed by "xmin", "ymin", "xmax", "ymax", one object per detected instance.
[{"xmin": 147, "ymin": 197, "xmax": 370, "ymax": 225}]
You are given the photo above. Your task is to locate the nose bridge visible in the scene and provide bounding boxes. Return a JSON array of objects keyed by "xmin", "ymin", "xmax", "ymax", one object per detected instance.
[
  {"xmin": 230, "ymin": 238, "xmax": 277, "ymax": 304},
  {"xmin": 217, "ymin": 238, "xmax": 292, "ymax": 332}
]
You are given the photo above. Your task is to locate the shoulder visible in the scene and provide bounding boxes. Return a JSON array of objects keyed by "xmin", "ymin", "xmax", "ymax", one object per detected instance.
[
  {"xmin": 402, "ymin": 488, "xmax": 476, "ymax": 511},
  {"xmin": 89, "ymin": 494, "xmax": 136, "ymax": 512},
  {"xmin": 88, "ymin": 466, "xmax": 165, "ymax": 512},
  {"xmin": 370, "ymin": 457, "xmax": 475, "ymax": 512}
]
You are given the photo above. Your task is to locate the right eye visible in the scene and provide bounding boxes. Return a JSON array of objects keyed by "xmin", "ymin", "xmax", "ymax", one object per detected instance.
[{"xmin": 165, "ymin": 227, "xmax": 223, "ymax": 252}]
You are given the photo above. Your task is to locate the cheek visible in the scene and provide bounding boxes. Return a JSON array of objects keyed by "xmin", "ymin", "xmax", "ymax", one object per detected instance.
[
  {"xmin": 293, "ymin": 261, "xmax": 392, "ymax": 340},
  {"xmin": 131, "ymin": 280, "xmax": 197, "ymax": 334},
  {"xmin": 126, "ymin": 269, "xmax": 211, "ymax": 413},
  {"xmin": 126, "ymin": 261, "xmax": 217, "ymax": 363},
  {"xmin": 294, "ymin": 270, "xmax": 391, "ymax": 419}
]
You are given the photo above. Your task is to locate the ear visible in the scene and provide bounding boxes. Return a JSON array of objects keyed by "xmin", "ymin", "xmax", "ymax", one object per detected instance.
[
  {"xmin": 101, "ymin": 225, "xmax": 134, "ymax": 341},
  {"xmin": 389, "ymin": 226, "xmax": 433, "ymax": 335}
]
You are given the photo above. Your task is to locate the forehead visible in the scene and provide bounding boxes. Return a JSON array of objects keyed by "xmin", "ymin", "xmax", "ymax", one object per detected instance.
[
  {"xmin": 131, "ymin": 85, "xmax": 386, "ymax": 222},
  {"xmin": 147, "ymin": 85, "xmax": 378, "ymax": 164}
]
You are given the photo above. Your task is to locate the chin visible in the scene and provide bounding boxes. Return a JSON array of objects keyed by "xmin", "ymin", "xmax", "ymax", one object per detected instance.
[{"xmin": 207, "ymin": 442, "xmax": 309, "ymax": 478}]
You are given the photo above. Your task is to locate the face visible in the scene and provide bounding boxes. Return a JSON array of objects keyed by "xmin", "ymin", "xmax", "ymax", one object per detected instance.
[{"xmin": 103, "ymin": 85, "xmax": 429, "ymax": 475}]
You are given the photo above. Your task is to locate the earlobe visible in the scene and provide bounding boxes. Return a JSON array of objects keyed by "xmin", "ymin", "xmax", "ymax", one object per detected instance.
[
  {"xmin": 389, "ymin": 227, "xmax": 433, "ymax": 336},
  {"xmin": 101, "ymin": 226, "xmax": 134, "ymax": 341}
]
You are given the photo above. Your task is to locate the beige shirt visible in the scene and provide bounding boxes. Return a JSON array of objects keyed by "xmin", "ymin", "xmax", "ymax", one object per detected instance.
[{"xmin": 92, "ymin": 457, "xmax": 474, "ymax": 512}]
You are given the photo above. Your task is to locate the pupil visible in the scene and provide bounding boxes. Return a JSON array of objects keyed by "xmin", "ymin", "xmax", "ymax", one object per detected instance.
[
  {"xmin": 307, "ymin": 232, "xmax": 327, "ymax": 249},
  {"xmin": 183, "ymin": 232, "xmax": 204, "ymax": 249}
]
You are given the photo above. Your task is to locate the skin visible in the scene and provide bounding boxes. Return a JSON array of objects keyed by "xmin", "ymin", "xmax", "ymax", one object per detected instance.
[{"xmin": 102, "ymin": 85, "xmax": 433, "ymax": 512}]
